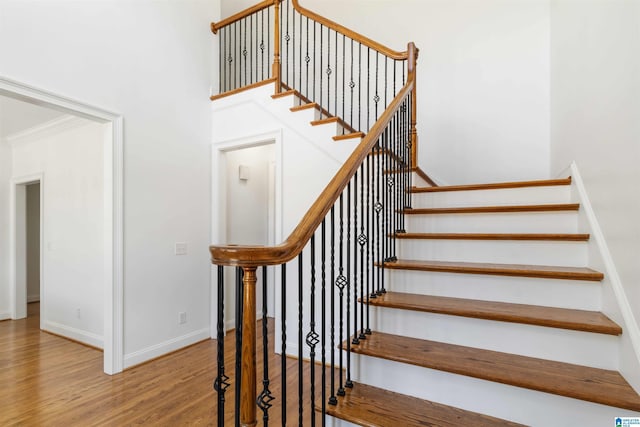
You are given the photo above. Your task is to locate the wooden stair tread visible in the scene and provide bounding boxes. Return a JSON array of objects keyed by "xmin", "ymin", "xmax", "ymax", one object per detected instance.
[
  {"xmin": 271, "ymin": 89, "xmax": 297, "ymax": 99},
  {"xmin": 404, "ymin": 203, "xmax": 580, "ymax": 215},
  {"xmin": 383, "ymin": 259, "xmax": 604, "ymax": 281},
  {"xmin": 394, "ymin": 232, "xmax": 590, "ymax": 241},
  {"xmin": 326, "ymin": 382, "xmax": 524, "ymax": 427},
  {"xmin": 412, "ymin": 177, "xmax": 571, "ymax": 193},
  {"xmin": 311, "ymin": 116, "xmax": 339, "ymax": 126},
  {"xmin": 345, "ymin": 332, "xmax": 640, "ymax": 411},
  {"xmin": 333, "ymin": 132, "xmax": 365, "ymax": 141},
  {"xmin": 368, "ymin": 292, "xmax": 621, "ymax": 335},
  {"xmin": 290, "ymin": 102, "xmax": 319, "ymax": 112}
]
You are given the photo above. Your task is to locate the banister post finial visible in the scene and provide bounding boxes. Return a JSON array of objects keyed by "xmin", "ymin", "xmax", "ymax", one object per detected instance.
[{"xmin": 408, "ymin": 42, "xmax": 418, "ymax": 167}]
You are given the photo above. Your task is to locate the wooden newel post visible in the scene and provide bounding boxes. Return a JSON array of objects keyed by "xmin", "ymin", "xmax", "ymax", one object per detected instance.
[
  {"xmin": 240, "ymin": 266, "xmax": 258, "ymax": 427},
  {"xmin": 408, "ymin": 42, "xmax": 419, "ymax": 167},
  {"xmin": 272, "ymin": 0, "xmax": 282, "ymax": 94}
]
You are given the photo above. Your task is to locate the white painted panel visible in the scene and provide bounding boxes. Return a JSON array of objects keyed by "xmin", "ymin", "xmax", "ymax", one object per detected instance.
[
  {"xmin": 405, "ymin": 211, "xmax": 580, "ymax": 234},
  {"xmin": 386, "ymin": 269, "xmax": 602, "ymax": 311},
  {"xmin": 396, "ymin": 238, "xmax": 588, "ymax": 267},
  {"xmin": 411, "ymin": 185, "xmax": 571, "ymax": 208}
]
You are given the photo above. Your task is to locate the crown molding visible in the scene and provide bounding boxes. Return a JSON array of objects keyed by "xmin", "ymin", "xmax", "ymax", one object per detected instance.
[{"xmin": 6, "ymin": 114, "xmax": 90, "ymax": 147}]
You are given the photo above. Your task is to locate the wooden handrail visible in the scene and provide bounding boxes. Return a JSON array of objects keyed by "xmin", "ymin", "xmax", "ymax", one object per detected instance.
[
  {"xmin": 210, "ymin": 43, "xmax": 417, "ymax": 267},
  {"xmin": 290, "ymin": 0, "xmax": 408, "ymax": 60},
  {"xmin": 210, "ymin": 0, "xmax": 278, "ymax": 34}
]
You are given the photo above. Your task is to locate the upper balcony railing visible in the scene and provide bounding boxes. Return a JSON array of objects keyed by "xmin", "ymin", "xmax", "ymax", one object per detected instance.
[{"xmin": 211, "ymin": 0, "xmax": 418, "ymax": 164}]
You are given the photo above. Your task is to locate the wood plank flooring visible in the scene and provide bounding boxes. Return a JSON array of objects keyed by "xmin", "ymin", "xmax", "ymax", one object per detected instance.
[{"xmin": 0, "ymin": 303, "xmax": 321, "ymax": 426}]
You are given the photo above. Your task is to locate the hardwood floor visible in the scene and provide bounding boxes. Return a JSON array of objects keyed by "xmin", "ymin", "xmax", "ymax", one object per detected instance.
[{"xmin": 0, "ymin": 303, "xmax": 321, "ymax": 426}]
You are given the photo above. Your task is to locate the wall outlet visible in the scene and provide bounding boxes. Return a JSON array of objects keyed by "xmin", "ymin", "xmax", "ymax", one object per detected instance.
[
  {"xmin": 179, "ymin": 311, "xmax": 187, "ymax": 324},
  {"xmin": 175, "ymin": 242, "xmax": 187, "ymax": 255},
  {"xmin": 76, "ymin": 308, "xmax": 81, "ymax": 319}
]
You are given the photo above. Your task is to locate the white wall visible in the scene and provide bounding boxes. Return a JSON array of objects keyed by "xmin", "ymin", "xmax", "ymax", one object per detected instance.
[
  {"xmin": 11, "ymin": 118, "xmax": 104, "ymax": 346},
  {"xmin": 550, "ymin": 0, "xmax": 640, "ymax": 349},
  {"xmin": 0, "ymin": 0, "xmax": 220, "ymax": 366},
  {"xmin": 221, "ymin": 0, "xmax": 551, "ymax": 185},
  {"xmin": 0, "ymin": 139, "xmax": 11, "ymax": 320},
  {"xmin": 26, "ymin": 182, "xmax": 40, "ymax": 303}
]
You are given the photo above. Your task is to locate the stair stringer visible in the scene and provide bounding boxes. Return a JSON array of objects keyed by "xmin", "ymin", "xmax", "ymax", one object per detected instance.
[{"xmin": 568, "ymin": 161, "xmax": 640, "ymax": 394}]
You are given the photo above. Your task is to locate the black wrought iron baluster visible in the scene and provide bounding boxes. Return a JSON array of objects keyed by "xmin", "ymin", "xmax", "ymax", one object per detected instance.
[
  {"xmin": 373, "ymin": 50, "xmax": 379, "ymax": 124},
  {"xmin": 214, "ymin": 266, "xmax": 228, "ymax": 427},
  {"xmin": 307, "ymin": 235, "xmax": 318, "ymax": 427},
  {"xmin": 352, "ymin": 171, "xmax": 360, "ymax": 346},
  {"xmin": 336, "ymin": 194, "xmax": 346, "ymax": 397},
  {"xmin": 281, "ymin": 264, "xmax": 287, "ymax": 426},
  {"xmin": 407, "ymin": 93, "xmax": 413, "ymax": 211},
  {"xmin": 329, "ymin": 205, "xmax": 338, "ymax": 405},
  {"xmin": 242, "ymin": 19, "xmax": 247, "ymax": 87},
  {"xmin": 334, "ymin": 30, "xmax": 338, "ymax": 129},
  {"xmin": 319, "ymin": 24, "xmax": 323, "ymax": 115},
  {"xmin": 260, "ymin": 9, "xmax": 265, "ymax": 80},
  {"xmin": 297, "ymin": 252, "xmax": 303, "ymax": 426},
  {"xmin": 326, "ymin": 28, "xmax": 332, "ymax": 119},
  {"xmin": 374, "ymin": 137, "xmax": 382, "ymax": 297},
  {"xmin": 320, "ymin": 219, "xmax": 327, "ymax": 424},
  {"xmin": 312, "ymin": 21, "xmax": 317, "ymax": 103},
  {"xmin": 299, "ymin": 13, "xmax": 303, "ymax": 93},
  {"xmin": 366, "ymin": 47, "xmax": 370, "ymax": 131},
  {"xmin": 349, "ymin": 39, "xmax": 354, "ymax": 132},
  {"xmin": 345, "ymin": 183, "xmax": 353, "ymax": 389},
  {"xmin": 358, "ymin": 43, "xmax": 362, "ymax": 132},
  {"xmin": 358, "ymin": 162, "xmax": 366, "ymax": 341},
  {"xmin": 219, "ymin": 29, "xmax": 223, "ymax": 93},
  {"xmin": 234, "ymin": 267, "xmax": 244, "ymax": 427},
  {"xmin": 258, "ymin": 266, "xmax": 274, "ymax": 426},
  {"xmin": 285, "ymin": 0, "xmax": 290, "ymax": 86},
  {"xmin": 267, "ymin": 8, "xmax": 271, "ymax": 78},
  {"xmin": 305, "ymin": 17, "xmax": 310, "ymax": 98},
  {"xmin": 342, "ymin": 35, "xmax": 346, "ymax": 133},
  {"xmin": 365, "ymin": 153, "xmax": 372, "ymax": 334},
  {"xmin": 249, "ymin": 14, "xmax": 253, "ymax": 84},
  {"xmin": 384, "ymin": 56, "xmax": 388, "ymax": 112},
  {"xmin": 393, "ymin": 59, "xmax": 397, "ymax": 98}
]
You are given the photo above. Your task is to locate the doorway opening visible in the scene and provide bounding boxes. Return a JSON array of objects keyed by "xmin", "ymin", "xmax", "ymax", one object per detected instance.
[
  {"xmin": 1, "ymin": 76, "xmax": 124, "ymax": 374},
  {"xmin": 211, "ymin": 132, "xmax": 282, "ymax": 335},
  {"xmin": 13, "ymin": 178, "xmax": 42, "ymax": 325}
]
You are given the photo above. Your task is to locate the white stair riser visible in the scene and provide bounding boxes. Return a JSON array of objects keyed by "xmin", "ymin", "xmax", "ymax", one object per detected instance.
[
  {"xmin": 396, "ymin": 239, "xmax": 588, "ymax": 267},
  {"xmin": 412, "ymin": 185, "xmax": 571, "ymax": 208},
  {"xmin": 405, "ymin": 211, "xmax": 580, "ymax": 234},
  {"xmin": 385, "ymin": 269, "xmax": 602, "ymax": 311},
  {"xmin": 352, "ymin": 355, "xmax": 639, "ymax": 427},
  {"xmin": 368, "ymin": 307, "xmax": 618, "ymax": 369}
]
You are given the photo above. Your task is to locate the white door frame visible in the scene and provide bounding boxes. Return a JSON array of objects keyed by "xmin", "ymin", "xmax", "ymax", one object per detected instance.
[
  {"xmin": 1, "ymin": 76, "xmax": 124, "ymax": 375},
  {"xmin": 210, "ymin": 130, "xmax": 283, "ymax": 336},
  {"xmin": 10, "ymin": 174, "xmax": 44, "ymax": 327}
]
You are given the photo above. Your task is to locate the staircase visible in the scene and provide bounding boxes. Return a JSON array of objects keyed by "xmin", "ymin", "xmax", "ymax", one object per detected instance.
[
  {"xmin": 327, "ymin": 177, "xmax": 640, "ymax": 426},
  {"xmin": 209, "ymin": 1, "xmax": 640, "ymax": 426}
]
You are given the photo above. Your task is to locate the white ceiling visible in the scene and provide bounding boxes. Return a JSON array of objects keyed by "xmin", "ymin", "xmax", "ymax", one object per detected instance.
[{"xmin": 0, "ymin": 95, "xmax": 67, "ymax": 140}]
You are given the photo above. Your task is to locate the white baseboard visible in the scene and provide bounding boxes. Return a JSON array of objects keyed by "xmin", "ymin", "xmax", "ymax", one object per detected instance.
[
  {"xmin": 123, "ymin": 328, "xmax": 210, "ymax": 369},
  {"xmin": 43, "ymin": 320, "xmax": 104, "ymax": 349},
  {"xmin": 0, "ymin": 311, "xmax": 11, "ymax": 321},
  {"xmin": 27, "ymin": 295, "xmax": 40, "ymax": 303}
]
